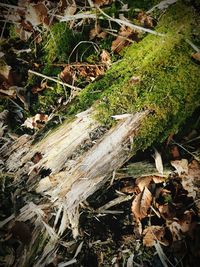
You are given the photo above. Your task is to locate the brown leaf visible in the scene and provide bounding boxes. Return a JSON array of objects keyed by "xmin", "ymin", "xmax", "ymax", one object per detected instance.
[
  {"xmin": 171, "ymin": 159, "xmax": 200, "ymax": 198},
  {"xmin": 100, "ymin": 50, "xmax": 111, "ymax": 68},
  {"xmin": 137, "ymin": 12, "xmax": 154, "ymax": 28},
  {"xmin": 192, "ymin": 52, "xmax": 200, "ymax": 62},
  {"xmin": 136, "ymin": 175, "xmax": 164, "ymax": 191},
  {"xmin": 167, "ymin": 221, "xmax": 182, "ymax": 241},
  {"xmin": 131, "ymin": 187, "xmax": 152, "ymax": 221},
  {"xmin": 64, "ymin": 1, "xmax": 77, "ymax": 16},
  {"xmin": 23, "ymin": 113, "xmax": 48, "ymax": 129},
  {"xmin": 171, "ymin": 159, "xmax": 189, "ymax": 175},
  {"xmin": 111, "ymin": 26, "xmax": 138, "ymax": 54},
  {"xmin": 0, "ymin": 88, "xmax": 16, "ymax": 98},
  {"xmin": 129, "ymin": 76, "xmax": 141, "ymax": 84},
  {"xmin": 94, "ymin": 0, "xmax": 113, "ymax": 7},
  {"xmin": 25, "ymin": 2, "xmax": 48, "ymax": 27},
  {"xmin": 179, "ymin": 210, "xmax": 196, "ymax": 233},
  {"xmin": 31, "ymin": 80, "xmax": 49, "ymax": 94},
  {"xmin": 136, "ymin": 176, "xmax": 153, "ymax": 191},
  {"xmin": 143, "ymin": 226, "xmax": 168, "ymax": 247},
  {"xmin": 170, "ymin": 145, "xmax": 180, "ymax": 159},
  {"xmin": 16, "ymin": 25, "xmax": 33, "ymax": 41},
  {"xmin": 0, "ymin": 62, "xmax": 12, "ymax": 83}
]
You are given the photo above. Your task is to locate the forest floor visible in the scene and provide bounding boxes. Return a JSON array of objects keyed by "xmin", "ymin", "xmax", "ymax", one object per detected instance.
[{"xmin": 0, "ymin": 1, "xmax": 200, "ymax": 266}]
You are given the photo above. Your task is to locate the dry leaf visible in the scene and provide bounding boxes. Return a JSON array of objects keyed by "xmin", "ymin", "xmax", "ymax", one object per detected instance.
[
  {"xmin": 129, "ymin": 76, "xmax": 141, "ymax": 84},
  {"xmin": 94, "ymin": 0, "xmax": 113, "ymax": 7},
  {"xmin": 100, "ymin": 50, "xmax": 111, "ymax": 68},
  {"xmin": 16, "ymin": 25, "xmax": 33, "ymax": 41},
  {"xmin": 0, "ymin": 63, "xmax": 12, "ymax": 82},
  {"xmin": 167, "ymin": 221, "xmax": 182, "ymax": 241},
  {"xmin": 136, "ymin": 175, "xmax": 164, "ymax": 191},
  {"xmin": 192, "ymin": 52, "xmax": 200, "ymax": 61},
  {"xmin": 0, "ymin": 88, "xmax": 16, "ymax": 98},
  {"xmin": 89, "ymin": 24, "xmax": 101, "ymax": 40},
  {"xmin": 171, "ymin": 159, "xmax": 188, "ymax": 175},
  {"xmin": 111, "ymin": 26, "xmax": 138, "ymax": 54},
  {"xmin": 179, "ymin": 210, "xmax": 195, "ymax": 233},
  {"xmin": 64, "ymin": 1, "xmax": 77, "ymax": 16},
  {"xmin": 31, "ymin": 81, "xmax": 49, "ymax": 94},
  {"xmin": 136, "ymin": 176, "xmax": 153, "ymax": 191},
  {"xmin": 23, "ymin": 113, "xmax": 49, "ymax": 129},
  {"xmin": 137, "ymin": 12, "xmax": 154, "ymax": 28},
  {"xmin": 143, "ymin": 226, "xmax": 168, "ymax": 247},
  {"xmin": 170, "ymin": 145, "xmax": 180, "ymax": 159},
  {"xmin": 153, "ymin": 148, "xmax": 163, "ymax": 175},
  {"xmin": 131, "ymin": 186, "xmax": 152, "ymax": 221},
  {"xmin": 25, "ymin": 3, "xmax": 48, "ymax": 27}
]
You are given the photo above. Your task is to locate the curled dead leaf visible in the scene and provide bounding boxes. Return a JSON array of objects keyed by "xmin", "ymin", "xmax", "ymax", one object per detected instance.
[
  {"xmin": 100, "ymin": 50, "xmax": 111, "ymax": 68},
  {"xmin": 131, "ymin": 186, "xmax": 152, "ymax": 221},
  {"xmin": 0, "ymin": 88, "xmax": 16, "ymax": 99},
  {"xmin": 167, "ymin": 221, "xmax": 182, "ymax": 241},
  {"xmin": 0, "ymin": 62, "xmax": 12, "ymax": 83},
  {"xmin": 129, "ymin": 76, "xmax": 141, "ymax": 84},
  {"xmin": 179, "ymin": 210, "xmax": 196, "ymax": 233},
  {"xmin": 137, "ymin": 12, "xmax": 154, "ymax": 28},
  {"xmin": 23, "ymin": 114, "xmax": 49, "ymax": 129},
  {"xmin": 171, "ymin": 159, "xmax": 188, "ymax": 175},
  {"xmin": 111, "ymin": 26, "xmax": 138, "ymax": 54},
  {"xmin": 153, "ymin": 148, "xmax": 163, "ymax": 175},
  {"xmin": 192, "ymin": 52, "xmax": 200, "ymax": 62},
  {"xmin": 170, "ymin": 145, "xmax": 180, "ymax": 159},
  {"xmin": 89, "ymin": 24, "xmax": 101, "ymax": 40},
  {"xmin": 94, "ymin": 0, "xmax": 113, "ymax": 7},
  {"xmin": 25, "ymin": 2, "xmax": 48, "ymax": 27},
  {"xmin": 143, "ymin": 226, "xmax": 169, "ymax": 247},
  {"xmin": 136, "ymin": 175, "xmax": 164, "ymax": 191}
]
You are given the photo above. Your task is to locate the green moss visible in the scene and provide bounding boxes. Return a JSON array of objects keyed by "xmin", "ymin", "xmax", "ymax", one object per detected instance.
[
  {"xmin": 63, "ymin": 1, "xmax": 200, "ymax": 151},
  {"xmin": 43, "ymin": 22, "xmax": 84, "ymax": 63},
  {"xmin": 34, "ymin": 83, "xmax": 65, "ymax": 113}
]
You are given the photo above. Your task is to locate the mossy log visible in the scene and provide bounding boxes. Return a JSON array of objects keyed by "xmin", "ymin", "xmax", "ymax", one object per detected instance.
[{"xmin": 1, "ymin": 2, "xmax": 200, "ymax": 266}]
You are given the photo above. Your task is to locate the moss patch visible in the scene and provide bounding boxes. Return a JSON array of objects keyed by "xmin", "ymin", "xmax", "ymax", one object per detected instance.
[{"xmin": 64, "ymin": 1, "xmax": 200, "ymax": 150}]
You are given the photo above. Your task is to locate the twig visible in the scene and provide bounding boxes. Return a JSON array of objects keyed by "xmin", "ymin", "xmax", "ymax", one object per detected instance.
[
  {"xmin": 104, "ymin": 29, "xmax": 135, "ymax": 43},
  {"xmin": 28, "ymin": 69, "xmax": 82, "ymax": 91},
  {"xmin": 67, "ymin": 41, "xmax": 99, "ymax": 63},
  {"xmin": 96, "ymin": 194, "xmax": 133, "ymax": 213},
  {"xmin": 171, "ymin": 139, "xmax": 199, "ymax": 161},
  {"xmin": 97, "ymin": 7, "xmax": 165, "ymax": 37},
  {"xmin": 57, "ymin": 13, "xmax": 96, "ymax": 22},
  {"xmin": 186, "ymin": 39, "xmax": 200, "ymax": 52},
  {"xmin": 0, "ymin": 3, "xmax": 25, "ymax": 10},
  {"xmin": 147, "ymin": 0, "xmax": 177, "ymax": 14},
  {"xmin": 56, "ymin": 9, "xmax": 164, "ymax": 36}
]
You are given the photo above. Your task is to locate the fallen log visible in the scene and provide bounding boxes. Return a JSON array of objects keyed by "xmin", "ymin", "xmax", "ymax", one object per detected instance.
[{"xmin": 1, "ymin": 2, "xmax": 200, "ymax": 266}]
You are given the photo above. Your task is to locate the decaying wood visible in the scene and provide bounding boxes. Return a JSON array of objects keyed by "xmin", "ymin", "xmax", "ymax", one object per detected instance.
[{"xmin": 0, "ymin": 108, "xmax": 149, "ymax": 266}]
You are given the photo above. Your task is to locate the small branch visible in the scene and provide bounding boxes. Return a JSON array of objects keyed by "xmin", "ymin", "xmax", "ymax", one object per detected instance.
[
  {"xmin": 57, "ymin": 13, "xmax": 96, "ymax": 22},
  {"xmin": 96, "ymin": 194, "xmax": 133, "ymax": 213},
  {"xmin": 28, "ymin": 69, "xmax": 82, "ymax": 91},
  {"xmin": 56, "ymin": 9, "xmax": 164, "ymax": 37},
  {"xmin": 104, "ymin": 29, "xmax": 136, "ymax": 43},
  {"xmin": 98, "ymin": 7, "xmax": 165, "ymax": 37},
  {"xmin": 186, "ymin": 39, "xmax": 200, "ymax": 52},
  {"xmin": 0, "ymin": 3, "xmax": 25, "ymax": 10}
]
